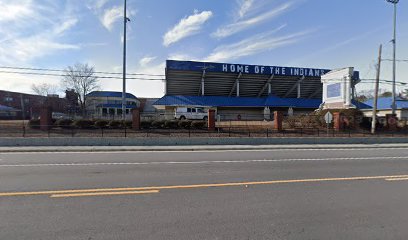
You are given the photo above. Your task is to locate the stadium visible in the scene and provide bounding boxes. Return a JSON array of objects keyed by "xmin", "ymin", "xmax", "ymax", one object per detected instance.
[{"xmin": 154, "ymin": 60, "xmax": 360, "ymax": 120}]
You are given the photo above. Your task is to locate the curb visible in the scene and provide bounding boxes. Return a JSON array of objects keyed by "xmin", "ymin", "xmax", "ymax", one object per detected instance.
[{"xmin": 1, "ymin": 144, "xmax": 408, "ymax": 153}]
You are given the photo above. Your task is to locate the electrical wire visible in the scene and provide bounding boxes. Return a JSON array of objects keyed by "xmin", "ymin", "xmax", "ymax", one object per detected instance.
[
  {"xmin": 0, "ymin": 70, "xmax": 165, "ymax": 81},
  {"xmin": 0, "ymin": 66, "xmax": 165, "ymax": 77}
]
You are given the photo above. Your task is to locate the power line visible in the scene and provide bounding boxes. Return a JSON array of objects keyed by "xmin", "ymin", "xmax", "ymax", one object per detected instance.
[
  {"xmin": 382, "ymin": 59, "xmax": 408, "ymax": 62},
  {"xmin": 0, "ymin": 69, "xmax": 405, "ymax": 85},
  {"xmin": 0, "ymin": 66, "xmax": 165, "ymax": 77},
  {"xmin": 0, "ymin": 70, "xmax": 165, "ymax": 81}
]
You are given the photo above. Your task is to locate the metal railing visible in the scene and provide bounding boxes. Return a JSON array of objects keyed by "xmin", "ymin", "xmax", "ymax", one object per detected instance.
[{"xmin": 0, "ymin": 124, "xmax": 407, "ymax": 138}]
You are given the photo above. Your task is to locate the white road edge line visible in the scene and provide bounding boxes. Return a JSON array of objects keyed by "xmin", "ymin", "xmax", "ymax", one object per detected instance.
[
  {"xmin": 1, "ymin": 147, "xmax": 408, "ymax": 155},
  {"xmin": 0, "ymin": 156, "xmax": 407, "ymax": 167}
]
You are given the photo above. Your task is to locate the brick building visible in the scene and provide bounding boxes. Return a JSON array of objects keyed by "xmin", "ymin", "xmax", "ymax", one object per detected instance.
[{"xmin": 0, "ymin": 90, "xmax": 75, "ymax": 120}]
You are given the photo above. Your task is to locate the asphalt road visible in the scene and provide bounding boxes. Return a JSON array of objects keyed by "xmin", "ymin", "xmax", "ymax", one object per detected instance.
[{"xmin": 1, "ymin": 146, "xmax": 408, "ymax": 239}]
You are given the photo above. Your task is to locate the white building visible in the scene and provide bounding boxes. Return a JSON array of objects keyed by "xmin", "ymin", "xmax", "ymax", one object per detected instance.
[{"xmin": 86, "ymin": 91, "xmax": 140, "ymax": 120}]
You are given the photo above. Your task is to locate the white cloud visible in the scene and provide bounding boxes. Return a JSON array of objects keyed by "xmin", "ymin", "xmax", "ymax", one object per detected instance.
[
  {"xmin": 0, "ymin": 0, "xmax": 33, "ymax": 22},
  {"xmin": 213, "ymin": 2, "xmax": 293, "ymax": 39},
  {"xmin": 163, "ymin": 10, "xmax": 213, "ymax": 47},
  {"xmin": 238, "ymin": 0, "xmax": 255, "ymax": 19},
  {"xmin": 168, "ymin": 53, "xmax": 195, "ymax": 61},
  {"xmin": 205, "ymin": 27, "xmax": 311, "ymax": 62},
  {"xmin": 101, "ymin": 5, "xmax": 123, "ymax": 31},
  {"xmin": 54, "ymin": 18, "xmax": 79, "ymax": 35},
  {"xmin": 0, "ymin": 34, "xmax": 79, "ymax": 64},
  {"xmin": 0, "ymin": 1, "xmax": 80, "ymax": 65},
  {"xmin": 139, "ymin": 56, "xmax": 157, "ymax": 67}
]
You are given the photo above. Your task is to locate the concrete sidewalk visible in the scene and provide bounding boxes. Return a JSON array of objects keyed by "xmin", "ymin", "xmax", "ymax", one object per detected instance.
[{"xmin": 1, "ymin": 143, "xmax": 407, "ymax": 153}]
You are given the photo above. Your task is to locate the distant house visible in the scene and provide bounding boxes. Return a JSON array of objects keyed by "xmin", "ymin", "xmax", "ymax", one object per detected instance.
[
  {"xmin": 85, "ymin": 91, "xmax": 140, "ymax": 120},
  {"xmin": 360, "ymin": 97, "xmax": 408, "ymax": 119}
]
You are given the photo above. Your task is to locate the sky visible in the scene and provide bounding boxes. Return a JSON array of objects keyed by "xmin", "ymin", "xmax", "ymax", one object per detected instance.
[{"xmin": 0, "ymin": 0, "xmax": 407, "ymax": 98}]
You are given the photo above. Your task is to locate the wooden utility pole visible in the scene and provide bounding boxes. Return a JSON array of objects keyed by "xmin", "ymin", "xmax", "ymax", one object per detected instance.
[{"xmin": 371, "ymin": 44, "xmax": 382, "ymax": 134}]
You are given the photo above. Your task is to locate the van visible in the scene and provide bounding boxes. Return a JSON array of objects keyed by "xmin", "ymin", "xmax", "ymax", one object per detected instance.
[{"xmin": 174, "ymin": 107, "xmax": 208, "ymax": 120}]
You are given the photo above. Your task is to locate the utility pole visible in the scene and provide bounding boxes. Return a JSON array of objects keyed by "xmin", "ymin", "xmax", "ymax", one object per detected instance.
[
  {"xmin": 386, "ymin": 0, "xmax": 399, "ymax": 115},
  {"xmin": 122, "ymin": 0, "xmax": 128, "ymax": 120},
  {"xmin": 372, "ymin": 45, "xmax": 382, "ymax": 134}
]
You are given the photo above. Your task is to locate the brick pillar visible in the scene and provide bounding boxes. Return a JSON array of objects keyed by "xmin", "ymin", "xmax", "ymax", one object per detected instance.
[
  {"xmin": 40, "ymin": 107, "xmax": 52, "ymax": 131},
  {"xmin": 386, "ymin": 114, "xmax": 398, "ymax": 131},
  {"xmin": 208, "ymin": 109, "xmax": 216, "ymax": 131},
  {"xmin": 273, "ymin": 111, "xmax": 283, "ymax": 131},
  {"xmin": 132, "ymin": 108, "xmax": 140, "ymax": 130},
  {"xmin": 333, "ymin": 112, "xmax": 344, "ymax": 131}
]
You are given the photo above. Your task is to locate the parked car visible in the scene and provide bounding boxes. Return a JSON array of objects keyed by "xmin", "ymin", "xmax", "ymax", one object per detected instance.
[
  {"xmin": 52, "ymin": 112, "xmax": 70, "ymax": 119},
  {"xmin": 174, "ymin": 107, "xmax": 208, "ymax": 120}
]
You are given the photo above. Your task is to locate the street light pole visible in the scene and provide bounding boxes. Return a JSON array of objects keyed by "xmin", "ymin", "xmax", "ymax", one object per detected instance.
[
  {"xmin": 122, "ymin": 0, "xmax": 128, "ymax": 120},
  {"xmin": 386, "ymin": 0, "xmax": 399, "ymax": 116}
]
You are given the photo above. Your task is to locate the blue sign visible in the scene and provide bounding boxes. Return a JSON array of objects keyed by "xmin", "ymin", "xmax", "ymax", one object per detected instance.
[
  {"xmin": 327, "ymin": 83, "xmax": 342, "ymax": 98},
  {"xmin": 167, "ymin": 60, "xmax": 332, "ymax": 77}
]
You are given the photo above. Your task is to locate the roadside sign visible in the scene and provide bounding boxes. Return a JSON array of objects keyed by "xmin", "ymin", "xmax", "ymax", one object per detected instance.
[{"xmin": 324, "ymin": 112, "xmax": 333, "ymax": 124}]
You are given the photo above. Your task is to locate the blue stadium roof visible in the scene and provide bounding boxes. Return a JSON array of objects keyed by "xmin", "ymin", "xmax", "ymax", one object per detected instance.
[
  {"xmin": 363, "ymin": 97, "xmax": 408, "ymax": 110},
  {"xmin": 352, "ymin": 100, "xmax": 372, "ymax": 109},
  {"xmin": 87, "ymin": 91, "xmax": 137, "ymax": 100},
  {"xmin": 154, "ymin": 95, "xmax": 322, "ymax": 109}
]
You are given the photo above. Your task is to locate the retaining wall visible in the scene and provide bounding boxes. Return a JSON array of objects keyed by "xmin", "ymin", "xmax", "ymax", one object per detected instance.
[{"xmin": 1, "ymin": 137, "xmax": 408, "ymax": 147}]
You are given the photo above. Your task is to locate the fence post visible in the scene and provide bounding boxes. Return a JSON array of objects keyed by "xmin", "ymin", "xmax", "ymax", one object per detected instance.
[
  {"xmin": 266, "ymin": 128, "xmax": 269, "ymax": 138},
  {"xmin": 124, "ymin": 127, "xmax": 127, "ymax": 138},
  {"xmin": 101, "ymin": 128, "xmax": 104, "ymax": 138},
  {"xmin": 188, "ymin": 128, "xmax": 191, "ymax": 138},
  {"xmin": 22, "ymin": 125, "xmax": 26, "ymax": 138},
  {"xmin": 248, "ymin": 128, "xmax": 251, "ymax": 137},
  {"xmin": 300, "ymin": 128, "xmax": 303, "ymax": 137},
  {"xmin": 47, "ymin": 128, "xmax": 50, "ymax": 138},
  {"xmin": 71, "ymin": 128, "xmax": 74, "ymax": 137},
  {"xmin": 317, "ymin": 128, "xmax": 319, "ymax": 137}
]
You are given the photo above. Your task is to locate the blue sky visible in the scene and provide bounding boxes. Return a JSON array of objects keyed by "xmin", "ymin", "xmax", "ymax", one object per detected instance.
[{"xmin": 0, "ymin": 0, "xmax": 407, "ymax": 97}]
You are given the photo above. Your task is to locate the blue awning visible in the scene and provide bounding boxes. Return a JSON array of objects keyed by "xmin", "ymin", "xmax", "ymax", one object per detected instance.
[
  {"xmin": 154, "ymin": 95, "xmax": 322, "ymax": 109},
  {"xmin": 96, "ymin": 104, "xmax": 137, "ymax": 109}
]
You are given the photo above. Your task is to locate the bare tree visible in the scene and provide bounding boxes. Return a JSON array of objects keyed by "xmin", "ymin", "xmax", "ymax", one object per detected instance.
[
  {"xmin": 31, "ymin": 83, "xmax": 58, "ymax": 96},
  {"xmin": 62, "ymin": 63, "xmax": 99, "ymax": 114}
]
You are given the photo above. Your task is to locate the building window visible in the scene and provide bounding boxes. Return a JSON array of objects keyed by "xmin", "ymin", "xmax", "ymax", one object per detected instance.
[
  {"xmin": 117, "ymin": 109, "xmax": 123, "ymax": 115},
  {"xmin": 4, "ymin": 97, "xmax": 13, "ymax": 102},
  {"xmin": 126, "ymin": 109, "xmax": 129, "ymax": 114}
]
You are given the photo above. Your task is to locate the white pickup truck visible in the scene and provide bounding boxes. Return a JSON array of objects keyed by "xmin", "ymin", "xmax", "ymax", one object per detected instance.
[{"xmin": 174, "ymin": 107, "xmax": 208, "ymax": 120}]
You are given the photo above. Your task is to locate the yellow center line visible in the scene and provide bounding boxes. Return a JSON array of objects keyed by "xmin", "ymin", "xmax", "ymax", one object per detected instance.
[
  {"xmin": 1, "ymin": 174, "xmax": 408, "ymax": 198},
  {"xmin": 385, "ymin": 177, "xmax": 408, "ymax": 181},
  {"xmin": 50, "ymin": 190, "xmax": 160, "ymax": 198}
]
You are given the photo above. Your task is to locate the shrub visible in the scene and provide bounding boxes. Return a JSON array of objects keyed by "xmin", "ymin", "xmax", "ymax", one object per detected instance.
[
  {"xmin": 178, "ymin": 120, "xmax": 192, "ymax": 129},
  {"xmin": 151, "ymin": 120, "xmax": 165, "ymax": 129},
  {"xmin": 191, "ymin": 121, "xmax": 207, "ymax": 129},
  {"xmin": 94, "ymin": 120, "xmax": 109, "ymax": 129},
  {"xmin": 316, "ymin": 109, "xmax": 364, "ymax": 129},
  {"xmin": 124, "ymin": 121, "xmax": 132, "ymax": 128},
  {"xmin": 73, "ymin": 119, "xmax": 95, "ymax": 129},
  {"xmin": 28, "ymin": 119, "xmax": 41, "ymax": 129},
  {"xmin": 55, "ymin": 119, "xmax": 73, "ymax": 129},
  {"xmin": 164, "ymin": 120, "xmax": 179, "ymax": 129},
  {"xmin": 284, "ymin": 116, "xmax": 298, "ymax": 129},
  {"xmin": 141, "ymin": 120, "xmax": 153, "ymax": 129},
  {"xmin": 108, "ymin": 120, "xmax": 123, "ymax": 129}
]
